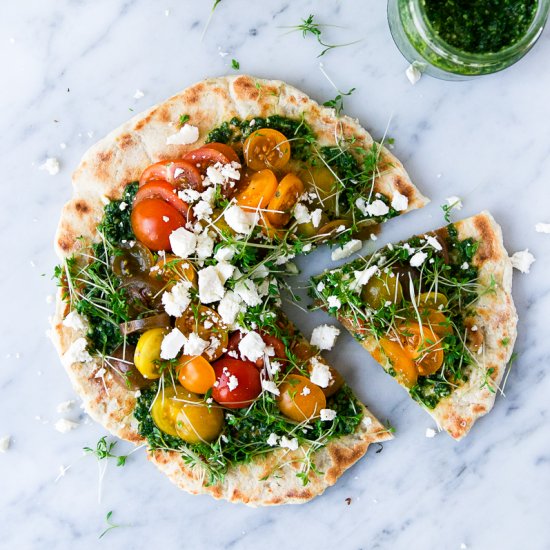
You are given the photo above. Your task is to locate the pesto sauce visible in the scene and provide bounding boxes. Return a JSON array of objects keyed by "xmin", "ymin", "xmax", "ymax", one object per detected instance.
[{"xmin": 423, "ymin": 0, "xmax": 538, "ymax": 54}]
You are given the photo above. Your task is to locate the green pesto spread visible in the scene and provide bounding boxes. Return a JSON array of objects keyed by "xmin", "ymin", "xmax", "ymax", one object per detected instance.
[{"xmin": 423, "ymin": 0, "xmax": 538, "ymax": 54}]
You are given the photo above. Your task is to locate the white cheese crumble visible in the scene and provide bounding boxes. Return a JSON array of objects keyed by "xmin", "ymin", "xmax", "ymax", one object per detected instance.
[
  {"xmin": 160, "ymin": 328, "xmax": 186, "ymax": 360},
  {"xmin": 310, "ymin": 325, "xmax": 340, "ymax": 351},
  {"xmin": 261, "ymin": 379, "xmax": 280, "ymax": 396},
  {"xmin": 310, "ymin": 208, "xmax": 323, "ymax": 228},
  {"xmin": 356, "ymin": 198, "xmax": 390, "ymax": 217},
  {"xmin": 510, "ymin": 249, "xmax": 535, "ymax": 273},
  {"xmin": 409, "ymin": 251, "xmax": 428, "ymax": 267},
  {"xmin": 169, "ymin": 227, "xmax": 197, "ymax": 258},
  {"xmin": 226, "ymin": 373, "xmax": 239, "ymax": 392},
  {"xmin": 266, "ymin": 433, "xmax": 279, "ymax": 446},
  {"xmin": 331, "ymin": 239, "xmax": 362, "ymax": 261},
  {"xmin": 217, "ymin": 291, "xmax": 243, "ymax": 327},
  {"xmin": 40, "ymin": 157, "xmax": 60, "ymax": 175},
  {"xmin": 183, "ymin": 332, "xmax": 209, "ymax": 356},
  {"xmin": 405, "ymin": 63, "xmax": 422, "ymax": 85},
  {"xmin": 320, "ymin": 408, "xmax": 337, "ymax": 421},
  {"xmin": 0, "ymin": 436, "xmax": 11, "ymax": 453},
  {"xmin": 425, "ymin": 428, "xmax": 436, "ymax": 438},
  {"xmin": 62, "ymin": 338, "xmax": 92, "ymax": 366},
  {"xmin": 193, "ymin": 200, "xmax": 213, "ymax": 221},
  {"xmin": 327, "ymin": 296, "xmax": 341, "ymax": 309},
  {"xmin": 214, "ymin": 245, "xmax": 236, "ymax": 262},
  {"xmin": 279, "ymin": 436, "xmax": 299, "ymax": 451},
  {"xmin": 535, "ymin": 222, "xmax": 550, "ymax": 233},
  {"xmin": 166, "ymin": 124, "xmax": 199, "ymax": 145},
  {"xmin": 195, "ymin": 231, "xmax": 214, "ymax": 260},
  {"xmin": 234, "ymin": 279, "xmax": 262, "ymax": 306},
  {"xmin": 351, "ymin": 265, "xmax": 379, "ymax": 292},
  {"xmin": 119, "ymin": 201, "xmax": 128, "ymax": 211},
  {"xmin": 162, "ymin": 281, "xmax": 191, "ymax": 317},
  {"xmin": 56, "ymin": 400, "xmax": 75, "ymax": 413},
  {"xmin": 391, "ymin": 191, "xmax": 409, "ymax": 211},
  {"xmin": 309, "ymin": 357, "xmax": 333, "ymax": 388},
  {"xmin": 425, "ymin": 235, "xmax": 442, "ymax": 251},
  {"xmin": 238, "ymin": 332, "xmax": 266, "ymax": 362},
  {"xmin": 133, "ymin": 89, "xmax": 144, "ymax": 99},
  {"xmin": 461, "ymin": 262, "xmax": 469, "ymax": 270},
  {"xmin": 224, "ymin": 204, "xmax": 257, "ymax": 234},
  {"xmin": 301, "ymin": 386, "xmax": 311, "ymax": 396},
  {"xmin": 198, "ymin": 265, "xmax": 226, "ymax": 303},
  {"xmin": 62, "ymin": 311, "xmax": 88, "ymax": 331},
  {"xmin": 55, "ymin": 418, "xmax": 79, "ymax": 433},
  {"xmin": 293, "ymin": 203, "xmax": 311, "ymax": 224}
]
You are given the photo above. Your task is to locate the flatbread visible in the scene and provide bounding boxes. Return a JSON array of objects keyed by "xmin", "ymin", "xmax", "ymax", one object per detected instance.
[
  {"xmin": 51, "ymin": 75, "xmax": 426, "ymax": 505},
  {"xmin": 330, "ymin": 211, "xmax": 517, "ymax": 440}
]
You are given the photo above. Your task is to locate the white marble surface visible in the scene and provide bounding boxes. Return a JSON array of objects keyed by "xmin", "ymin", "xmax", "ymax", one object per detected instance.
[{"xmin": 1, "ymin": 1, "xmax": 550, "ymax": 548}]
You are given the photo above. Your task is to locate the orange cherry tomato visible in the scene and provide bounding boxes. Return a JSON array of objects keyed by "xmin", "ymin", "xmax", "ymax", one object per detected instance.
[
  {"xmin": 134, "ymin": 180, "xmax": 192, "ymax": 222},
  {"xmin": 266, "ymin": 173, "xmax": 305, "ymax": 227},
  {"xmin": 419, "ymin": 308, "xmax": 453, "ymax": 337},
  {"xmin": 131, "ymin": 198, "xmax": 186, "ymax": 251},
  {"xmin": 277, "ymin": 374, "xmax": 326, "ymax": 422},
  {"xmin": 306, "ymin": 361, "xmax": 345, "ymax": 398},
  {"xmin": 177, "ymin": 355, "xmax": 216, "ymax": 394},
  {"xmin": 243, "ymin": 129, "xmax": 291, "ymax": 171},
  {"xmin": 236, "ymin": 169, "xmax": 278, "ymax": 209},
  {"xmin": 183, "ymin": 143, "xmax": 240, "ymax": 171},
  {"xmin": 375, "ymin": 337, "xmax": 418, "ymax": 387},
  {"xmin": 139, "ymin": 160, "xmax": 203, "ymax": 190},
  {"xmin": 400, "ymin": 325, "xmax": 444, "ymax": 377}
]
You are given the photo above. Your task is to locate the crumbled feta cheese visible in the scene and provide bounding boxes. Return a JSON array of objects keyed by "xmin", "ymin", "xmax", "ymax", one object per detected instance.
[
  {"xmin": 316, "ymin": 281, "xmax": 325, "ymax": 292},
  {"xmin": 40, "ymin": 157, "xmax": 60, "ymax": 175},
  {"xmin": 510, "ymin": 249, "xmax": 535, "ymax": 273},
  {"xmin": 410, "ymin": 251, "xmax": 428, "ymax": 267},
  {"xmin": 162, "ymin": 216, "xmax": 170, "ymax": 223},
  {"xmin": 62, "ymin": 311, "xmax": 88, "ymax": 331},
  {"xmin": 166, "ymin": 124, "xmax": 199, "ymax": 145},
  {"xmin": 391, "ymin": 191, "xmax": 409, "ymax": 211},
  {"xmin": 309, "ymin": 357, "xmax": 333, "ymax": 388},
  {"xmin": 356, "ymin": 198, "xmax": 390, "ymax": 217},
  {"xmin": 198, "ymin": 265, "xmax": 226, "ymax": 303},
  {"xmin": 310, "ymin": 325, "xmax": 340, "ymax": 351},
  {"xmin": 310, "ymin": 208, "xmax": 323, "ymax": 228},
  {"xmin": 62, "ymin": 338, "xmax": 92, "ymax": 366},
  {"xmin": 426, "ymin": 235, "xmax": 442, "ymax": 251},
  {"xmin": 215, "ymin": 261, "xmax": 235, "ymax": 284},
  {"xmin": 56, "ymin": 400, "xmax": 75, "ymax": 413},
  {"xmin": 178, "ymin": 188, "xmax": 201, "ymax": 203},
  {"xmin": 217, "ymin": 291, "xmax": 243, "ymax": 327},
  {"xmin": 301, "ymin": 386, "xmax": 311, "ymax": 396},
  {"xmin": 193, "ymin": 200, "xmax": 213, "ymax": 221},
  {"xmin": 195, "ymin": 231, "xmax": 214, "ymax": 260},
  {"xmin": 160, "ymin": 328, "xmax": 186, "ymax": 360},
  {"xmin": 351, "ymin": 265, "xmax": 379, "ymax": 292},
  {"xmin": 293, "ymin": 203, "xmax": 311, "ymax": 224},
  {"xmin": 270, "ymin": 361, "xmax": 282, "ymax": 375},
  {"xmin": 227, "ymin": 374, "xmax": 239, "ymax": 392},
  {"xmin": 302, "ymin": 243, "xmax": 313, "ymax": 253},
  {"xmin": 0, "ymin": 436, "xmax": 11, "ymax": 453},
  {"xmin": 162, "ymin": 281, "xmax": 191, "ymax": 317},
  {"xmin": 55, "ymin": 418, "xmax": 79, "ymax": 433},
  {"xmin": 327, "ymin": 296, "xmax": 341, "ymax": 309},
  {"xmin": 119, "ymin": 201, "xmax": 128, "ymax": 211},
  {"xmin": 183, "ymin": 332, "xmax": 209, "ymax": 356},
  {"xmin": 214, "ymin": 246, "xmax": 236, "ymax": 262},
  {"xmin": 169, "ymin": 227, "xmax": 196, "ymax": 258},
  {"xmin": 275, "ymin": 253, "xmax": 295, "ymax": 266},
  {"xmin": 239, "ymin": 332, "xmax": 266, "ymax": 362},
  {"xmin": 133, "ymin": 89, "xmax": 144, "ymax": 99},
  {"xmin": 266, "ymin": 433, "xmax": 279, "ymax": 446},
  {"xmin": 224, "ymin": 204, "xmax": 257, "ymax": 234},
  {"xmin": 279, "ymin": 436, "xmax": 299, "ymax": 451},
  {"xmin": 331, "ymin": 239, "xmax": 362, "ymax": 261},
  {"xmin": 261, "ymin": 379, "xmax": 280, "ymax": 396},
  {"xmin": 320, "ymin": 408, "xmax": 337, "ymax": 421},
  {"xmin": 445, "ymin": 196, "xmax": 463, "ymax": 210},
  {"xmin": 234, "ymin": 279, "xmax": 262, "ymax": 306},
  {"xmin": 425, "ymin": 428, "xmax": 436, "ymax": 438},
  {"xmin": 405, "ymin": 63, "xmax": 422, "ymax": 85},
  {"xmin": 362, "ymin": 416, "xmax": 373, "ymax": 426},
  {"xmin": 461, "ymin": 262, "xmax": 469, "ymax": 270},
  {"xmin": 535, "ymin": 222, "xmax": 550, "ymax": 233}
]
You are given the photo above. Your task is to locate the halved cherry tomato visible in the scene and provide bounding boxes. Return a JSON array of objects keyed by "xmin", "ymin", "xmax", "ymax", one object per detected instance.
[
  {"xmin": 400, "ymin": 325, "xmax": 443, "ymax": 377},
  {"xmin": 373, "ymin": 338, "xmax": 418, "ymax": 387},
  {"xmin": 134, "ymin": 180, "xmax": 192, "ymax": 221},
  {"xmin": 277, "ymin": 374, "xmax": 326, "ymax": 422},
  {"xmin": 183, "ymin": 143, "xmax": 240, "ymax": 171},
  {"xmin": 361, "ymin": 271, "xmax": 404, "ymax": 309},
  {"xmin": 111, "ymin": 241, "xmax": 154, "ymax": 280},
  {"xmin": 134, "ymin": 327, "xmax": 170, "ymax": 379},
  {"xmin": 151, "ymin": 254, "xmax": 197, "ymax": 290},
  {"xmin": 212, "ymin": 357, "xmax": 262, "ymax": 409},
  {"xmin": 306, "ymin": 361, "xmax": 345, "ymax": 398},
  {"xmin": 139, "ymin": 160, "xmax": 203, "ymax": 190},
  {"xmin": 419, "ymin": 291, "xmax": 449, "ymax": 309},
  {"xmin": 300, "ymin": 166, "xmax": 338, "ymax": 213},
  {"xmin": 266, "ymin": 173, "xmax": 305, "ymax": 227},
  {"xmin": 236, "ymin": 169, "xmax": 278, "ymax": 209},
  {"xmin": 291, "ymin": 340, "xmax": 317, "ymax": 363},
  {"xmin": 175, "ymin": 394, "xmax": 224, "ymax": 443},
  {"xmin": 131, "ymin": 198, "xmax": 186, "ymax": 251},
  {"xmin": 243, "ymin": 129, "xmax": 291, "ymax": 171},
  {"xmin": 316, "ymin": 219, "xmax": 351, "ymax": 241},
  {"xmin": 175, "ymin": 305, "xmax": 228, "ymax": 361},
  {"xmin": 419, "ymin": 308, "xmax": 453, "ymax": 337},
  {"xmin": 177, "ymin": 355, "xmax": 216, "ymax": 394}
]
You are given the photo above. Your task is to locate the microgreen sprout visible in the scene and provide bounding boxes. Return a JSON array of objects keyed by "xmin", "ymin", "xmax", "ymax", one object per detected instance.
[{"xmin": 99, "ymin": 511, "xmax": 127, "ymax": 539}]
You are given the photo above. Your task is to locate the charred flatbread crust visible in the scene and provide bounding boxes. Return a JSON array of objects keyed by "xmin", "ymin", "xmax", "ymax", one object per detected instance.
[
  {"xmin": 336, "ymin": 211, "xmax": 517, "ymax": 440},
  {"xmin": 51, "ymin": 75, "xmax": 420, "ymax": 505}
]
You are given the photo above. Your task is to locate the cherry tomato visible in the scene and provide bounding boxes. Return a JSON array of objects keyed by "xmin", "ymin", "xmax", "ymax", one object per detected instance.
[
  {"xmin": 419, "ymin": 308, "xmax": 452, "ymax": 337},
  {"xmin": 236, "ymin": 169, "xmax": 278, "ymax": 209},
  {"xmin": 131, "ymin": 198, "xmax": 186, "ymax": 251},
  {"xmin": 111, "ymin": 241, "xmax": 154, "ymax": 280},
  {"xmin": 316, "ymin": 219, "xmax": 351, "ymax": 240},
  {"xmin": 212, "ymin": 357, "xmax": 262, "ymax": 409},
  {"xmin": 183, "ymin": 143, "xmax": 240, "ymax": 171},
  {"xmin": 400, "ymin": 324, "xmax": 443, "ymax": 376},
  {"xmin": 361, "ymin": 271, "xmax": 404, "ymax": 309},
  {"xmin": 300, "ymin": 166, "xmax": 338, "ymax": 214},
  {"xmin": 291, "ymin": 340, "xmax": 317, "ymax": 363},
  {"xmin": 225, "ymin": 331, "xmax": 287, "ymax": 369},
  {"xmin": 139, "ymin": 160, "xmax": 203, "ymax": 190},
  {"xmin": 151, "ymin": 254, "xmax": 197, "ymax": 290},
  {"xmin": 277, "ymin": 374, "xmax": 326, "ymax": 422},
  {"xmin": 419, "ymin": 291, "xmax": 449, "ymax": 309},
  {"xmin": 175, "ymin": 394, "xmax": 224, "ymax": 443},
  {"xmin": 243, "ymin": 129, "xmax": 291, "ymax": 171},
  {"xmin": 306, "ymin": 361, "xmax": 345, "ymax": 397},
  {"xmin": 373, "ymin": 338, "xmax": 418, "ymax": 387},
  {"xmin": 134, "ymin": 328, "xmax": 170, "ymax": 379},
  {"xmin": 134, "ymin": 180, "xmax": 192, "ymax": 221},
  {"xmin": 175, "ymin": 305, "xmax": 228, "ymax": 361},
  {"xmin": 267, "ymin": 173, "xmax": 305, "ymax": 227},
  {"xmin": 177, "ymin": 355, "xmax": 216, "ymax": 394}
]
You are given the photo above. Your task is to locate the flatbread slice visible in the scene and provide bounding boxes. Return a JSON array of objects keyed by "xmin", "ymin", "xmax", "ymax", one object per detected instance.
[{"xmin": 310, "ymin": 211, "xmax": 517, "ymax": 439}]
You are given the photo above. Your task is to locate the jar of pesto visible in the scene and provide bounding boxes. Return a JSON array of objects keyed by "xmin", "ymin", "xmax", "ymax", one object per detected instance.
[{"xmin": 388, "ymin": 0, "xmax": 550, "ymax": 79}]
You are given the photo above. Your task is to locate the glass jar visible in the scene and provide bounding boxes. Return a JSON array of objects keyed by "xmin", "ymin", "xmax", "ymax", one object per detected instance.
[{"xmin": 388, "ymin": 0, "xmax": 550, "ymax": 80}]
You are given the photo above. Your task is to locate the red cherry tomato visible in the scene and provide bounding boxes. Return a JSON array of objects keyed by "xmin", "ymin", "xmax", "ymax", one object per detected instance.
[
  {"xmin": 183, "ymin": 143, "xmax": 240, "ymax": 172},
  {"xmin": 139, "ymin": 160, "xmax": 203, "ymax": 190},
  {"xmin": 212, "ymin": 357, "xmax": 262, "ymax": 409},
  {"xmin": 134, "ymin": 180, "xmax": 192, "ymax": 222},
  {"xmin": 225, "ymin": 331, "xmax": 287, "ymax": 369},
  {"xmin": 131, "ymin": 198, "xmax": 186, "ymax": 251}
]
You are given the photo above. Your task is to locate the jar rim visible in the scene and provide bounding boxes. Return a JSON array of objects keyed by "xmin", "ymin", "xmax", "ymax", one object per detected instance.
[{"xmin": 405, "ymin": 0, "xmax": 550, "ymax": 66}]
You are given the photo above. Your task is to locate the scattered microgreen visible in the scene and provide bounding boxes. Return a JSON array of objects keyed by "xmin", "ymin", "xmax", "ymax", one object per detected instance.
[
  {"xmin": 231, "ymin": 58, "xmax": 240, "ymax": 70},
  {"xmin": 179, "ymin": 114, "xmax": 190, "ymax": 125},
  {"xmin": 323, "ymin": 87, "xmax": 356, "ymax": 116},
  {"xmin": 99, "ymin": 511, "xmax": 126, "ymax": 539},
  {"xmin": 84, "ymin": 436, "xmax": 128, "ymax": 467}
]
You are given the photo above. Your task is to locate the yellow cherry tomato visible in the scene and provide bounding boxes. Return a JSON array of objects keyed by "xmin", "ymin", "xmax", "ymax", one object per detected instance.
[
  {"xmin": 175, "ymin": 305, "xmax": 228, "ymax": 361},
  {"xmin": 400, "ymin": 324, "xmax": 444, "ymax": 376},
  {"xmin": 296, "ymin": 211, "xmax": 329, "ymax": 237},
  {"xmin": 361, "ymin": 271, "xmax": 404, "ymax": 309},
  {"xmin": 151, "ymin": 254, "xmax": 197, "ymax": 290},
  {"xmin": 236, "ymin": 169, "xmax": 278, "ymax": 210},
  {"xmin": 277, "ymin": 374, "xmax": 327, "ymax": 422},
  {"xmin": 134, "ymin": 328, "xmax": 169, "ymax": 379},
  {"xmin": 419, "ymin": 308, "xmax": 453, "ymax": 337},
  {"xmin": 243, "ymin": 128, "xmax": 291, "ymax": 171},
  {"xmin": 316, "ymin": 219, "xmax": 351, "ymax": 240},
  {"xmin": 175, "ymin": 395, "xmax": 224, "ymax": 444},
  {"xmin": 300, "ymin": 166, "xmax": 338, "ymax": 213},
  {"xmin": 418, "ymin": 291, "xmax": 449, "ymax": 309},
  {"xmin": 373, "ymin": 337, "xmax": 418, "ymax": 388},
  {"xmin": 266, "ymin": 173, "xmax": 305, "ymax": 227},
  {"xmin": 177, "ymin": 355, "xmax": 216, "ymax": 394},
  {"xmin": 151, "ymin": 385, "xmax": 189, "ymax": 436}
]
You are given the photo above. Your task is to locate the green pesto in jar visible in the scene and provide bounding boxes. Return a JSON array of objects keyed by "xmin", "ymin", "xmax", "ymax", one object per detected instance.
[{"xmin": 423, "ymin": 0, "xmax": 538, "ymax": 54}]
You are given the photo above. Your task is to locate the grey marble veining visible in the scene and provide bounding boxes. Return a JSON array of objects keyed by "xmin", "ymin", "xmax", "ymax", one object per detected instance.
[{"xmin": 1, "ymin": 1, "xmax": 549, "ymax": 549}]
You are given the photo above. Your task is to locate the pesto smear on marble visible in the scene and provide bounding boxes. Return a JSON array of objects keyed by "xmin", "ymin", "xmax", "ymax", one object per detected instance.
[{"xmin": 423, "ymin": 0, "xmax": 538, "ymax": 54}]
